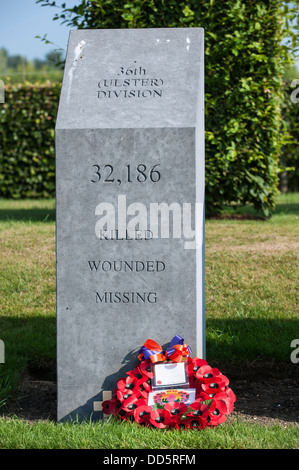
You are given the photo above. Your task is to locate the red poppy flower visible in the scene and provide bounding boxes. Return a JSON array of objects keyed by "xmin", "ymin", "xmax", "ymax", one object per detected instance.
[
  {"xmin": 199, "ymin": 390, "xmax": 228, "ymax": 401},
  {"xmin": 182, "ymin": 400, "xmax": 208, "ymax": 429},
  {"xmin": 164, "ymin": 402, "xmax": 188, "ymax": 415},
  {"xmin": 195, "ymin": 365, "xmax": 221, "ymax": 382},
  {"xmin": 194, "ymin": 379, "xmax": 225, "ymax": 399},
  {"xmin": 187, "ymin": 400, "xmax": 209, "ymax": 418},
  {"xmin": 127, "ymin": 366, "xmax": 146, "ymax": 384},
  {"xmin": 149, "ymin": 408, "xmax": 171, "ymax": 428},
  {"xmin": 139, "ymin": 359, "xmax": 154, "ymax": 378},
  {"xmin": 164, "ymin": 402, "xmax": 188, "ymax": 427},
  {"xmin": 125, "ymin": 371, "xmax": 149, "ymax": 400},
  {"xmin": 183, "ymin": 415, "xmax": 207, "ymax": 430},
  {"xmin": 139, "ymin": 383, "xmax": 150, "ymax": 400},
  {"xmin": 202, "ymin": 372, "xmax": 229, "ymax": 388},
  {"xmin": 122, "ymin": 395, "xmax": 147, "ymax": 413},
  {"xmin": 117, "ymin": 376, "xmax": 139, "ymax": 395},
  {"xmin": 116, "ymin": 388, "xmax": 135, "ymax": 402},
  {"xmin": 102, "ymin": 397, "xmax": 121, "ymax": 415},
  {"xmin": 220, "ymin": 395, "xmax": 234, "ymax": 414},
  {"xmin": 186, "ymin": 357, "xmax": 208, "ymax": 377},
  {"xmin": 207, "ymin": 399, "xmax": 228, "ymax": 426},
  {"xmin": 133, "ymin": 404, "xmax": 152, "ymax": 424},
  {"xmin": 138, "ymin": 373, "xmax": 151, "ymax": 387},
  {"xmin": 116, "ymin": 408, "xmax": 131, "ymax": 421},
  {"xmin": 141, "ymin": 376, "xmax": 152, "ymax": 393},
  {"xmin": 201, "ymin": 376, "xmax": 227, "ymax": 395},
  {"xmin": 221, "ymin": 374, "xmax": 229, "ymax": 387},
  {"xmin": 227, "ymin": 387, "xmax": 236, "ymax": 403},
  {"xmin": 193, "ymin": 379, "xmax": 205, "ymax": 397},
  {"xmin": 220, "ymin": 388, "xmax": 236, "ymax": 414}
]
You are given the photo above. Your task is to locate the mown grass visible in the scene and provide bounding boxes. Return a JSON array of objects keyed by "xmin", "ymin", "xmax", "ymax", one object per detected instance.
[
  {"xmin": 0, "ymin": 194, "xmax": 298, "ymax": 449},
  {"xmin": 0, "ymin": 198, "xmax": 56, "ymax": 403},
  {"xmin": 0, "ymin": 416, "xmax": 298, "ymax": 449},
  {"xmin": 205, "ymin": 194, "xmax": 298, "ymax": 362}
]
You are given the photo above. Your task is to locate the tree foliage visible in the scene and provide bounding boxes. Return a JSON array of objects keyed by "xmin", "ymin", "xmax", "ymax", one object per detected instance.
[
  {"xmin": 0, "ymin": 47, "xmax": 63, "ymax": 83},
  {"xmin": 281, "ymin": 76, "xmax": 299, "ymax": 191},
  {"xmin": 31, "ymin": 1, "xmax": 299, "ymax": 214},
  {"xmin": 0, "ymin": 83, "xmax": 60, "ymax": 198}
]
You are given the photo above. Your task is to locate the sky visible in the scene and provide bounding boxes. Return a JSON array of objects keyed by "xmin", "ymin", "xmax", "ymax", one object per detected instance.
[
  {"xmin": 1, "ymin": 1, "xmax": 298, "ymax": 65},
  {"xmin": 0, "ymin": 0, "xmax": 78, "ymax": 60}
]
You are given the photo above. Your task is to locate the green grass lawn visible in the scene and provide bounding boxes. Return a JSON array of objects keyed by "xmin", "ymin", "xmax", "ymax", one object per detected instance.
[
  {"xmin": 205, "ymin": 193, "xmax": 298, "ymax": 362},
  {"xmin": 0, "ymin": 416, "xmax": 298, "ymax": 449},
  {"xmin": 0, "ymin": 193, "xmax": 298, "ymax": 449}
]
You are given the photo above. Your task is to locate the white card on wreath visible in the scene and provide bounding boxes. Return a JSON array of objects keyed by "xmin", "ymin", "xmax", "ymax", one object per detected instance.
[{"xmin": 153, "ymin": 362, "xmax": 187, "ymax": 387}]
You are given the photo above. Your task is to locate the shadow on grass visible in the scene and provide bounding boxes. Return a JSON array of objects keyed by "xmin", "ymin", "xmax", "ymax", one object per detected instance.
[
  {"xmin": 273, "ymin": 202, "xmax": 299, "ymax": 216},
  {"xmin": 0, "ymin": 193, "xmax": 297, "ymax": 222},
  {"xmin": 1, "ymin": 315, "xmax": 299, "ymax": 423},
  {"xmin": 210, "ymin": 194, "xmax": 299, "ymax": 220},
  {"xmin": 0, "ymin": 208, "xmax": 56, "ymax": 222},
  {"xmin": 0, "ymin": 316, "xmax": 298, "ymax": 425},
  {"xmin": 1, "ymin": 316, "xmax": 298, "ymax": 377},
  {"xmin": 1, "ymin": 203, "xmax": 297, "ymax": 222},
  {"xmin": 206, "ymin": 318, "xmax": 299, "ymax": 366},
  {"xmin": 66, "ymin": 317, "xmax": 299, "ymax": 424}
]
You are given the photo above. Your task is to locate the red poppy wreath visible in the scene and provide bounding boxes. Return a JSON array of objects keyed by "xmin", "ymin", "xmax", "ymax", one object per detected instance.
[{"xmin": 102, "ymin": 335, "xmax": 236, "ymax": 430}]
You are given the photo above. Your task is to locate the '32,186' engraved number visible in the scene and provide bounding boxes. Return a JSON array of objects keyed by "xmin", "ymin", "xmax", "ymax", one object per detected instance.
[{"xmin": 90, "ymin": 164, "xmax": 161, "ymax": 185}]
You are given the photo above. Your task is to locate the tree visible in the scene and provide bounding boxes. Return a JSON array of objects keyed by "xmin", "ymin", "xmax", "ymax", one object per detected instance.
[
  {"xmin": 7, "ymin": 54, "xmax": 27, "ymax": 70},
  {"xmin": 0, "ymin": 48, "xmax": 8, "ymax": 74},
  {"xmin": 36, "ymin": 0, "xmax": 299, "ymax": 216},
  {"xmin": 33, "ymin": 57, "xmax": 46, "ymax": 70},
  {"xmin": 45, "ymin": 49, "xmax": 64, "ymax": 68}
]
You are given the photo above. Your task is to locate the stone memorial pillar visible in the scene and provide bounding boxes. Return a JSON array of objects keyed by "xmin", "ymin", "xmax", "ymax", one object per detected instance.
[{"xmin": 56, "ymin": 28, "xmax": 205, "ymax": 421}]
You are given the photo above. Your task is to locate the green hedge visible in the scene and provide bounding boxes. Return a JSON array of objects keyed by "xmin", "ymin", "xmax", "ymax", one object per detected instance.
[
  {"xmin": 35, "ymin": 0, "xmax": 298, "ymax": 216},
  {"xmin": 281, "ymin": 80, "xmax": 299, "ymax": 192},
  {"xmin": 0, "ymin": 77, "xmax": 296, "ymax": 209},
  {"xmin": 0, "ymin": 82, "xmax": 60, "ymax": 198},
  {"xmin": 1, "ymin": 0, "xmax": 298, "ymax": 214}
]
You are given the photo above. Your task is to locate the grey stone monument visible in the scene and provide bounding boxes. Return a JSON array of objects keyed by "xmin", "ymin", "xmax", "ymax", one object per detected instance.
[{"xmin": 56, "ymin": 28, "xmax": 205, "ymax": 421}]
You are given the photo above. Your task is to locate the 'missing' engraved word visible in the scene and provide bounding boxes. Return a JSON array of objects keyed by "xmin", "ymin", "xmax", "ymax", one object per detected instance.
[{"xmin": 96, "ymin": 291, "xmax": 157, "ymax": 304}]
